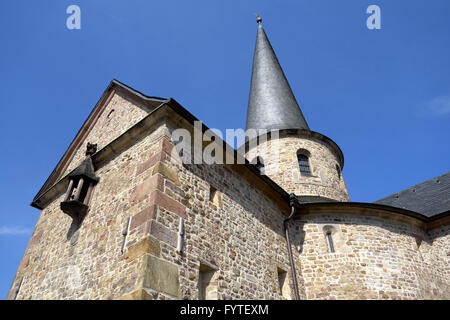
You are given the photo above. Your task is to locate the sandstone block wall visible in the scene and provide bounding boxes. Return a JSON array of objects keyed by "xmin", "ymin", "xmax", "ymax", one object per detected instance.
[
  {"xmin": 163, "ymin": 162, "xmax": 297, "ymax": 299},
  {"xmin": 8, "ymin": 111, "xmax": 300, "ymax": 300},
  {"xmin": 7, "ymin": 122, "xmax": 171, "ymax": 299},
  {"xmin": 293, "ymin": 212, "xmax": 450, "ymax": 299}
]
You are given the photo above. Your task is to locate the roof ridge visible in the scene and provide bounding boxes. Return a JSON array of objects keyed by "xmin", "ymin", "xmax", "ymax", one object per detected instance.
[{"xmin": 376, "ymin": 171, "xmax": 450, "ymax": 201}]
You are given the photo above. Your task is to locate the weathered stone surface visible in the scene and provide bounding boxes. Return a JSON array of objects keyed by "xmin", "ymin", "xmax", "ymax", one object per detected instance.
[
  {"xmin": 136, "ymin": 152, "xmax": 167, "ymax": 176},
  {"xmin": 152, "ymin": 162, "xmax": 180, "ymax": 186},
  {"xmin": 130, "ymin": 206, "xmax": 157, "ymax": 231},
  {"xmin": 148, "ymin": 220, "xmax": 177, "ymax": 248},
  {"xmin": 142, "ymin": 254, "xmax": 180, "ymax": 298},
  {"xmin": 7, "ymin": 117, "xmax": 172, "ymax": 300},
  {"xmin": 294, "ymin": 213, "xmax": 450, "ymax": 299},
  {"xmin": 130, "ymin": 175, "xmax": 164, "ymax": 203},
  {"xmin": 16, "ymin": 255, "xmax": 30, "ymax": 275},
  {"xmin": 149, "ymin": 190, "xmax": 186, "ymax": 218},
  {"xmin": 120, "ymin": 288, "xmax": 153, "ymax": 300},
  {"xmin": 160, "ymin": 137, "xmax": 175, "ymax": 155},
  {"xmin": 125, "ymin": 236, "xmax": 161, "ymax": 262},
  {"xmin": 28, "ymin": 230, "xmax": 43, "ymax": 247}
]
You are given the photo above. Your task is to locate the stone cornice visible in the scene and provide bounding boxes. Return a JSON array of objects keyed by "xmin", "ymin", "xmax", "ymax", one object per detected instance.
[
  {"xmin": 240, "ymin": 129, "xmax": 345, "ymax": 170},
  {"xmin": 291, "ymin": 201, "xmax": 450, "ymax": 228}
]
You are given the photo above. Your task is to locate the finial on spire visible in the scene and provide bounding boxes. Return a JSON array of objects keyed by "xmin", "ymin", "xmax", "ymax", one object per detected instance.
[{"xmin": 256, "ymin": 13, "xmax": 262, "ymax": 24}]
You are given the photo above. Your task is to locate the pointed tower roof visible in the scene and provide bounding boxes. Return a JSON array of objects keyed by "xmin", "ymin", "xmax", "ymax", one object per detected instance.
[{"xmin": 246, "ymin": 15, "xmax": 309, "ymax": 131}]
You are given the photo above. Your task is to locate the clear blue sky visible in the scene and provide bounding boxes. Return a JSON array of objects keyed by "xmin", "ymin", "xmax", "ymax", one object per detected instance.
[{"xmin": 0, "ymin": 0, "xmax": 449, "ymax": 299}]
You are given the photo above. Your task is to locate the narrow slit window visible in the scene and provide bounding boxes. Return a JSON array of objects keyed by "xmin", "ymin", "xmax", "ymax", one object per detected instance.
[
  {"xmin": 103, "ymin": 109, "xmax": 115, "ymax": 128},
  {"xmin": 209, "ymin": 186, "xmax": 217, "ymax": 202},
  {"xmin": 336, "ymin": 164, "xmax": 341, "ymax": 179},
  {"xmin": 107, "ymin": 109, "xmax": 115, "ymax": 119},
  {"xmin": 297, "ymin": 153, "xmax": 311, "ymax": 176},
  {"xmin": 327, "ymin": 232, "xmax": 335, "ymax": 253}
]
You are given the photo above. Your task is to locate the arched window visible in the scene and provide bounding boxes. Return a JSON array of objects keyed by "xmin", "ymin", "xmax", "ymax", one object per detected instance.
[
  {"xmin": 336, "ymin": 164, "xmax": 341, "ymax": 179},
  {"xmin": 297, "ymin": 151, "xmax": 311, "ymax": 176},
  {"xmin": 252, "ymin": 157, "xmax": 265, "ymax": 175}
]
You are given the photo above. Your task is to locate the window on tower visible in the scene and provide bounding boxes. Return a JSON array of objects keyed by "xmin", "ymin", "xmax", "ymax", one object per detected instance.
[{"xmin": 297, "ymin": 150, "xmax": 311, "ymax": 176}]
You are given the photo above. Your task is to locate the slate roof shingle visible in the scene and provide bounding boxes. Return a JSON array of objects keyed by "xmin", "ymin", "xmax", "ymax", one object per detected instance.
[{"xmin": 374, "ymin": 172, "xmax": 450, "ymax": 217}]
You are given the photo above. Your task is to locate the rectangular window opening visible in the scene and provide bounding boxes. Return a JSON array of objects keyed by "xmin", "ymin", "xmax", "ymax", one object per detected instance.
[
  {"xmin": 277, "ymin": 268, "xmax": 290, "ymax": 299},
  {"xmin": 199, "ymin": 264, "xmax": 218, "ymax": 300}
]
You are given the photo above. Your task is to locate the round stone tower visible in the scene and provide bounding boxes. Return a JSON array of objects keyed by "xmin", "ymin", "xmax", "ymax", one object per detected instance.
[{"xmin": 243, "ymin": 17, "xmax": 349, "ymax": 202}]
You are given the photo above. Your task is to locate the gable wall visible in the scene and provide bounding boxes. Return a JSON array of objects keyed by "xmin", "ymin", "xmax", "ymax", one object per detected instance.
[
  {"xmin": 63, "ymin": 91, "xmax": 151, "ymax": 178},
  {"xmin": 7, "ymin": 118, "xmax": 170, "ymax": 299}
]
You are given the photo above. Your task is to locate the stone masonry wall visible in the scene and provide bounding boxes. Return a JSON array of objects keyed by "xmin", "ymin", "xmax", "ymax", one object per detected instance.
[
  {"xmin": 63, "ymin": 91, "xmax": 151, "ymax": 177},
  {"xmin": 8, "ymin": 110, "xmax": 301, "ymax": 300},
  {"xmin": 160, "ymin": 163, "xmax": 297, "ymax": 299},
  {"xmin": 7, "ymin": 122, "xmax": 171, "ymax": 299},
  {"xmin": 424, "ymin": 224, "xmax": 450, "ymax": 285},
  {"xmin": 294, "ymin": 211, "xmax": 450, "ymax": 299},
  {"xmin": 123, "ymin": 117, "xmax": 302, "ymax": 300},
  {"xmin": 246, "ymin": 134, "xmax": 350, "ymax": 202},
  {"xmin": 8, "ymin": 101, "xmax": 449, "ymax": 300}
]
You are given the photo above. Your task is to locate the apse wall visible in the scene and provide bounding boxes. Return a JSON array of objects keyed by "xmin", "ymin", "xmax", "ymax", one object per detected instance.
[{"xmin": 293, "ymin": 209, "xmax": 450, "ymax": 299}]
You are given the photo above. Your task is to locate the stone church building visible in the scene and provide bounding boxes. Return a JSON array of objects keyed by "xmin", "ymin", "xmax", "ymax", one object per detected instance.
[{"xmin": 8, "ymin": 18, "xmax": 449, "ymax": 300}]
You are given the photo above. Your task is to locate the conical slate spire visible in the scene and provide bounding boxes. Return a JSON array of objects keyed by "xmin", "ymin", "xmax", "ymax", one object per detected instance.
[{"xmin": 246, "ymin": 16, "xmax": 309, "ymax": 132}]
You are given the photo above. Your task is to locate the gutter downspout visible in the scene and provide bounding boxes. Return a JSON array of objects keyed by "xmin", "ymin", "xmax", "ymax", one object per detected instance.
[{"xmin": 284, "ymin": 193, "xmax": 300, "ymax": 300}]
